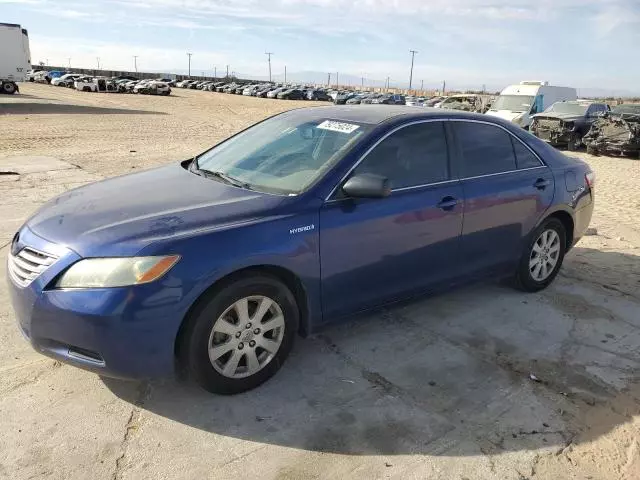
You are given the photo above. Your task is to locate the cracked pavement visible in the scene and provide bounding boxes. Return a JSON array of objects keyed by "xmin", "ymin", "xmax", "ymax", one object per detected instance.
[{"xmin": 1, "ymin": 84, "xmax": 639, "ymax": 480}]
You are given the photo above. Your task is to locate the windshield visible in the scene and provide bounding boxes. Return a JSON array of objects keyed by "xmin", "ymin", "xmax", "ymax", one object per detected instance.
[
  {"xmin": 194, "ymin": 112, "xmax": 372, "ymax": 195},
  {"xmin": 491, "ymin": 95, "xmax": 535, "ymax": 112},
  {"xmin": 612, "ymin": 104, "xmax": 640, "ymax": 115},
  {"xmin": 545, "ymin": 102, "xmax": 588, "ymax": 115}
]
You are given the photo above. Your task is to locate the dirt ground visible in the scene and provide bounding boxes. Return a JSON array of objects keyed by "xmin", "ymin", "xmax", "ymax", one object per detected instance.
[{"xmin": 1, "ymin": 83, "xmax": 639, "ymax": 480}]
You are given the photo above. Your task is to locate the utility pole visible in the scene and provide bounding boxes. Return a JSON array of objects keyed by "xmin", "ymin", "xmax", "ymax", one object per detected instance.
[
  {"xmin": 408, "ymin": 50, "xmax": 418, "ymax": 90},
  {"xmin": 133, "ymin": 56, "xmax": 138, "ymax": 73},
  {"xmin": 67, "ymin": 57, "xmax": 71, "ymax": 68},
  {"xmin": 186, "ymin": 53, "xmax": 192, "ymax": 78},
  {"xmin": 482, "ymin": 84, "xmax": 486, "ymax": 94},
  {"xmin": 214, "ymin": 66, "xmax": 216, "ymax": 79},
  {"xmin": 284, "ymin": 65, "xmax": 287, "ymax": 83},
  {"xmin": 442, "ymin": 80, "xmax": 446, "ymax": 95},
  {"xmin": 386, "ymin": 76, "xmax": 390, "ymax": 89},
  {"xmin": 336, "ymin": 72, "xmax": 339, "ymax": 87},
  {"xmin": 361, "ymin": 76, "xmax": 364, "ymax": 88},
  {"xmin": 327, "ymin": 72, "xmax": 331, "ymax": 86},
  {"xmin": 96, "ymin": 57, "xmax": 100, "ymax": 70},
  {"xmin": 226, "ymin": 65, "xmax": 229, "ymax": 78},
  {"xmin": 265, "ymin": 52, "xmax": 273, "ymax": 82},
  {"xmin": 421, "ymin": 79, "xmax": 424, "ymax": 91}
]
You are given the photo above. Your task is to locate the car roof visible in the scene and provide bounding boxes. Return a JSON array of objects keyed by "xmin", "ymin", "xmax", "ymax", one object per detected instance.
[{"xmin": 281, "ymin": 105, "xmax": 497, "ymax": 125}]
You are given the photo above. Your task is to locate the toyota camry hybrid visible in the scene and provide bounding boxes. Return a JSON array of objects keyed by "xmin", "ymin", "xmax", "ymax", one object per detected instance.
[{"xmin": 7, "ymin": 106, "xmax": 595, "ymax": 394}]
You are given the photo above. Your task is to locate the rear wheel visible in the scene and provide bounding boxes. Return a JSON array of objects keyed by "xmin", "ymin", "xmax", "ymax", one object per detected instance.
[
  {"xmin": 180, "ymin": 274, "xmax": 298, "ymax": 394},
  {"xmin": 2, "ymin": 82, "xmax": 17, "ymax": 94},
  {"xmin": 514, "ymin": 218, "xmax": 566, "ymax": 292}
]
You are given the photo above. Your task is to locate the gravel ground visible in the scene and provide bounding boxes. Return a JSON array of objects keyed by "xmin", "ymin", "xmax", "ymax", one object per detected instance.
[{"xmin": 1, "ymin": 83, "xmax": 639, "ymax": 480}]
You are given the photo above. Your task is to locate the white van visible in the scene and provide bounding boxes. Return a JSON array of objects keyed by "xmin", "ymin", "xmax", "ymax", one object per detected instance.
[{"xmin": 486, "ymin": 81, "xmax": 577, "ymax": 129}]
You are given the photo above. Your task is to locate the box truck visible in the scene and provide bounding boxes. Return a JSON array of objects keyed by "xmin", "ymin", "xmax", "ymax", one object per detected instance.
[
  {"xmin": 485, "ymin": 81, "xmax": 577, "ymax": 129},
  {"xmin": 0, "ymin": 22, "xmax": 31, "ymax": 94}
]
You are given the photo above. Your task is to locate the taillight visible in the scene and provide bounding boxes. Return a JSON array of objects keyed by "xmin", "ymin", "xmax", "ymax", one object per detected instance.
[{"xmin": 585, "ymin": 172, "xmax": 596, "ymax": 188}]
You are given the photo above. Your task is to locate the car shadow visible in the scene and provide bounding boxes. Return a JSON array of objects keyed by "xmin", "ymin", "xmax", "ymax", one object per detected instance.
[
  {"xmin": 0, "ymin": 103, "xmax": 164, "ymax": 115},
  {"xmin": 103, "ymin": 248, "xmax": 640, "ymax": 456}
]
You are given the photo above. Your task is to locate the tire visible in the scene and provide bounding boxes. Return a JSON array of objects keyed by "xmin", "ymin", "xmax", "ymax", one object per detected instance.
[
  {"xmin": 179, "ymin": 274, "xmax": 299, "ymax": 395},
  {"xmin": 567, "ymin": 133, "xmax": 580, "ymax": 151},
  {"xmin": 586, "ymin": 145, "xmax": 599, "ymax": 156},
  {"xmin": 2, "ymin": 82, "xmax": 17, "ymax": 94},
  {"xmin": 82, "ymin": 86, "xmax": 91, "ymax": 92},
  {"xmin": 514, "ymin": 218, "xmax": 566, "ymax": 292}
]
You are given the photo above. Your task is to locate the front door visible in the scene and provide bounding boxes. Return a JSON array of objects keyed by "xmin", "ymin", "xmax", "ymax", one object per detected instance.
[
  {"xmin": 320, "ymin": 121, "xmax": 464, "ymax": 319},
  {"xmin": 450, "ymin": 121, "xmax": 554, "ymax": 275}
]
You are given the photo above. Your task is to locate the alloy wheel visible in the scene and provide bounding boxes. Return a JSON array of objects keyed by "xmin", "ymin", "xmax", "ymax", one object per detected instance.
[
  {"xmin": 529, "ymin": 229, "xmax": 561, "ymax": 281},
  {"xmin": 208, "ymin": 296, "xmax": 285, "ymax": 379}
]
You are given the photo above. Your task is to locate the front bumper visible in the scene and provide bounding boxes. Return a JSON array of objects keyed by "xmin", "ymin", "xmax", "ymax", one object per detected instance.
[{"xmin": 7, "ymin": 227, "xmax": 186, "ymax": 380}]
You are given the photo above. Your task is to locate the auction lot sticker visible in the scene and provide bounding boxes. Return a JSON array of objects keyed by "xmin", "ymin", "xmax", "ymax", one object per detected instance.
[{"xmin": 317, "ymin": 120, "xmax": 360, "ymax": 134}]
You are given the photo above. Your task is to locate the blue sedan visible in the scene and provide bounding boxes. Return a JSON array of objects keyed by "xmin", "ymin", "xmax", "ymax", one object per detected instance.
[{"xmin": 7, "ymin": 106, "xmax": 595, "ymax": 394}]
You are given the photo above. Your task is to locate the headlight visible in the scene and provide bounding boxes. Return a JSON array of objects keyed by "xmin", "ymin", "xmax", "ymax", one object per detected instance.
[{"xmin": 57, "ymin": 255, "xmax": 180, "ymax": 288}]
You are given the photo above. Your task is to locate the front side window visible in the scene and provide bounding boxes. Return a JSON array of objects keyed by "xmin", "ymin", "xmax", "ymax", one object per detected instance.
[
  {"xmin": 195, "ymin": 113, "xmax": 371, "ymax": 195},
  {"xmin": 454, "ymin": 122, "xmax": 517, "ymax": 177},
  {"xmin": 352, "ymin": 122, "xmax": 449, "ymax": 189},
  {"xmin": 491, "ymin": 95, "xmax": 535, "ymax": 113}
]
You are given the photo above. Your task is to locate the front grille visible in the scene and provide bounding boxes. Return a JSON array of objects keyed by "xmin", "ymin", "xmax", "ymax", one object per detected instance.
[{"xmin": 8, "ymin": 247, "xmax": 58, "ymax": 287}]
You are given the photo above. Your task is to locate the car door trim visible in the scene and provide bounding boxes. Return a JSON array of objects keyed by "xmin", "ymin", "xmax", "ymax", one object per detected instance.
[{"xmin": 324, "ymin": 118, "xmax": 547, "ymax": 201}]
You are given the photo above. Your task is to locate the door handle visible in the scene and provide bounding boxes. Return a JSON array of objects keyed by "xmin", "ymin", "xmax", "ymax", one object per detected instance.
[
  {"xmin": 437, "ymin": 196, "xmax": 458, "ymax": 210},
  {"xmin": 534, "ymin": 178, "xmax": 551, "ymax": 190}
]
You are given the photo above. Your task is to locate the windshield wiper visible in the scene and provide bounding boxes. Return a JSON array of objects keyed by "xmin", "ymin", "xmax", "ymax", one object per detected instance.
[{"xmin": 192, "ymin": 167, "xmax": 252, "ymax": 190}]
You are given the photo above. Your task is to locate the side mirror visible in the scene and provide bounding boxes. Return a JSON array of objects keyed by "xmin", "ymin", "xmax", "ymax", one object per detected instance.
[{"xmin": 342, "ymin": 174, "xmax": 391, "ymax": 199}]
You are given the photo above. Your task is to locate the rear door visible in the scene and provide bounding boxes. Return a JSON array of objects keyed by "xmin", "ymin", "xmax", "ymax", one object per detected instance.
[
  {"xmin": 450, "ymin": 120, "xmax": 554, "ymax": 275},
  {"xmin": 320, "ymin": 121, "xmax": 464, "ymax": 318}
]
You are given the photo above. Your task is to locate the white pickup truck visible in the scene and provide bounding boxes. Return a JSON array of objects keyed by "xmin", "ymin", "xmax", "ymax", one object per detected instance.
[{"xmin": 0, "ymin": 22, "xmax": 31, "ymax": 94}]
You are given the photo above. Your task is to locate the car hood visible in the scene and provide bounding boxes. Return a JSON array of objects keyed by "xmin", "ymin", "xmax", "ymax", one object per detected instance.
[
  {"xmin": 26, "ymin": 163, "xmax": 284, "ymax": 257},
  {"xmin": 532, "ymin": 113, "xmax": 582, "ymax": 121},
  {"xmin": 485, "ymin": 110, "xmax": 523, "ymax": 121}
]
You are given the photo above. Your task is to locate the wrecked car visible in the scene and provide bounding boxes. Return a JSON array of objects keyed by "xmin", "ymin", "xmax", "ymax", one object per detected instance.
[
  {"xmin": 583, "ymin": 104, "xmax": 640, "ymax": 157},
  {"xmin": 530, "ymin": 101, "xmax": 610, "ymax": 151},
  {"xmin": 437, "ymin": 94, "xmax": 485, "ymax": 113}
]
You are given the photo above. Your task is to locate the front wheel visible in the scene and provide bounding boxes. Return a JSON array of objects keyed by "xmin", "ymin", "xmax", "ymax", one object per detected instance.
[
  {"xmin": 567, "ymin": 133, "xmax": 581, "ymax": 151},
  {"xmin": 180, "ymin": 274, "xmax": 299, "ymax": 394},
  {"xmin": 514, "ymin": 218, "xmax": 566, "ymax": 292},
  {"xmin": 586, "ymin": 145, "xmax": 599, "ymax": 156}
]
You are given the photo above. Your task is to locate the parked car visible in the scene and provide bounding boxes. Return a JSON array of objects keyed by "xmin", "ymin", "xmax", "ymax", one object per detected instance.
[
  {"xmin": 26, "ymin": 69, "xmax": 45, "ymax": 82},
  {"xmin": 267, "ymin": 87, "xmax": 285, "ymax": 98},
  {"xmin": 255, "ymin": 85, "xmax": 274, "ymax": 97},
  {"xmin": 334, "ymin": 91, "xmax": 357, "ymax": 105},
  {"xmin": 277, "ymin": 88, "xmax": 305, "ymax": 100},
  {"xmin": 373, "ymin": 94, "xmax": 405, "ymax": 105},
  {"xmin": 51, "ymin": 73, "xmax": 82, "ymax": 87},
  {"xmin": 156, "ymin": 77, "xmax": 176, "ymax": 86},
  {"xmin": 307, "ymin": 89, "xmax": 331, "ymax": 101},
  {"xmin": 405, "ymin": 96, "xmax": 425, "ymax": 107},
  {"xmin": 424, "ymin": 96, "xmax": 444, "ymax": 107},
  {"xmin": 134, "ymin": 81, "xmax": 171, "ymax": 95},
  {"xmin": 33, "ymin": 70, "xmax": 50, "ymax": 84},
  {"xmin": 437, "ymin": 94, "xmax": 485, "ymax": 112},
  {"xmin": 7, "ymin": 106, "xmax": 594, "ymax": 395},
  {"xmin": 114, "ymin": 75, "xmax": 139, "ymax": 82},
  {"xmin": 530, "ymin": 101, "xmax": 610, "ymax": 151},
  {"xmin": 583, "ymin": 104, "xmax": 640, "ymax": 157},
  {"xmin": 74, "ymin": 76, "xmax": 98, "ymax": 92},
  {"xmin": 486, "ymin": 81, "xmax": 577, "ymax": 129},
  {"xmin": 361, "ymin": 94, "xmax": 382, "ymax": 105}
]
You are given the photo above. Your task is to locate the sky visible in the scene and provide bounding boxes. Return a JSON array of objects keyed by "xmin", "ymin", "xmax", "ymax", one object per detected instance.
[{"xmin": 2, "ymin": 0, "xmax": 640, "ymax": 94}]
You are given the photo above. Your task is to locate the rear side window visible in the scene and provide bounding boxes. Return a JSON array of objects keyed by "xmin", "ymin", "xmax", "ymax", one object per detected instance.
[
  {"xmin": 512, "ymin": 138, "xmax": 542, "ymax": 169},
  {"xmin": 454, "ymin": 122, "xmax": 516, "ymax": 177},
  {"xmin": 354, "ymin": 122, "xmax": 449, "ymax": 189}
]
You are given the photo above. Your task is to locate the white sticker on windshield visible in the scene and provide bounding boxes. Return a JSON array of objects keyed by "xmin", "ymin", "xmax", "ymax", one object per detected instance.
[{"xmin": 316, "ymin": 120, "xmax": 360, "ymax": 134}]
